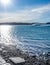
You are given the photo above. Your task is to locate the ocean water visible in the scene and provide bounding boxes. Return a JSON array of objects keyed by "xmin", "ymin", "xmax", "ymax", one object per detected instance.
[{"xmin": 0, "ymin": 25, "xmax": 50, "ymax": 55}]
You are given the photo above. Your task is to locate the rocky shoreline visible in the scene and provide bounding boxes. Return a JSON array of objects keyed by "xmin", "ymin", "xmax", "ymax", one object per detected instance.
[{"xmin": 0, "ymin": 43, "xmax": 50, "ymax": 65}]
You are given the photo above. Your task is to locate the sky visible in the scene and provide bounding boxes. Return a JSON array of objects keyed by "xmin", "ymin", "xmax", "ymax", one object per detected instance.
[{"xmin": 0, "ymin": 0, "xmax": 50, "ymax": 23}]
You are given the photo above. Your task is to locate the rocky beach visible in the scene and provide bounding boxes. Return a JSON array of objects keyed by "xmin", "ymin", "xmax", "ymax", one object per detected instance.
[{"xmin": 0, "ymin": 43, "xmax": 50, "ymax": 65}]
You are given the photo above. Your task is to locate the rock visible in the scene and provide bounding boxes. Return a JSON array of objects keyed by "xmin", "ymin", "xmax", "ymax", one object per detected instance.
[
  {"xmin": 46, "ymin": 59, "xmax": 50, "ymax": 65},
  {"xmin": 0, "ymin": 48, "xmax": 2, "ymax": 51},
  {"xmin": 3, "ymin": 50, "xmax": 7, "ymax": 53},
  {"xmin": 9, "ymin": 57, "xmax": 25, "ymax": 65},
  {"xmin": 0, "ymin": 56, "xmax": 11, "ymax": 65}
]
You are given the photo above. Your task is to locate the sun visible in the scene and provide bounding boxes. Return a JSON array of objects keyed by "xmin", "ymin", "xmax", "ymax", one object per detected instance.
[{"xmin": 0, "ymin": 0, "xmax": 10, "ymax": 6}]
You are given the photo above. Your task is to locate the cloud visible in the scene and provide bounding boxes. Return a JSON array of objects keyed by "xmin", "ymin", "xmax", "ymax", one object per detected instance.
[
  {"xmin": 32, "ymin": 4, "xmax": 50, "ymax": 13},
  {"xmin": 0, "ymin": 4, "xmax": 50, "ymax": 23}
]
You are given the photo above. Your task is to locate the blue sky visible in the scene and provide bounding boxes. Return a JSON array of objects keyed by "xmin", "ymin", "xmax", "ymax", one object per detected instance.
[{"xmin": 0, "ymin": 0, "xmax": 50, "ymax": 23}]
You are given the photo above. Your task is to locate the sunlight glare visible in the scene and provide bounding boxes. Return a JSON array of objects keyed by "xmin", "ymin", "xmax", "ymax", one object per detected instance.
[
  {"xmin": 0, "ymin": 25, "xmax": 11, "ymax": 37},
  {"xmin": 0, "ymin": 0, "xmax": 11, "ymax": 6},
  {"xmin": 0, "ymin": 25, "xmax": 12, "ymax": 45}
]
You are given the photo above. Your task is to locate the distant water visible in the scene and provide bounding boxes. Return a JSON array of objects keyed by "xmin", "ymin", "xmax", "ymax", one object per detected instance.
[{"xmin": 0, "ymin": 25, "xmax": 50, "ymax": 55}]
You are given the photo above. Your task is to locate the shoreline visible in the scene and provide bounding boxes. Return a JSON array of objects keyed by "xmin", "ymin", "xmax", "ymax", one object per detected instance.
[
  {"xmin": 0, "ymin": 22, "xmax": 50, "ymax": 25},
  {"xmin": 0, "ymin": 43, "xmax": 50, "ymax": 65}
]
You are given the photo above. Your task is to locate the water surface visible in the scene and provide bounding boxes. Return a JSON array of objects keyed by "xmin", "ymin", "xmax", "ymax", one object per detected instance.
[{"xmin": 0, "ymin": 25, "xmax": 50, "ymax": 55}]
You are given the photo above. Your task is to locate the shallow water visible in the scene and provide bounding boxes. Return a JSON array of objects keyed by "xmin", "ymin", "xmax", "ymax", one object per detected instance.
[{"xmin": 0, "ymin": 25, "xmax": 50, "ymax": 55}]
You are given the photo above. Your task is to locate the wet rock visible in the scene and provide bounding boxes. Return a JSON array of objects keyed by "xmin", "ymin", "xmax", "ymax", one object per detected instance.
[
  {"xmin": 46, "ymin": 59, "xmax": 50, "ymax": 65},
  {"xmin": 9, "ymin": 57, "xmax": 25, "ymax": 65}
]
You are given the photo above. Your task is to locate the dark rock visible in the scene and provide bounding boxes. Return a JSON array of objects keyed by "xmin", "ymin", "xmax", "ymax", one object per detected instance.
[{"xmin": 46, "ymin": 59, "xmax": 50, "ymax": 65}]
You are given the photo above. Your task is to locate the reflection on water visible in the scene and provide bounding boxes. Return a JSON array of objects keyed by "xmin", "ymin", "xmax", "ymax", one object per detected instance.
[
  {"xmin": 0, "ymin": 25, "xmax": 50, "ymax": 56},
  {"xmin": 0, "ymin": 25, "xmax": 12, "ymax": 45},
  {"xmin": 0, "ymin": 25, "xmax": 22, "ymax": 46}
]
